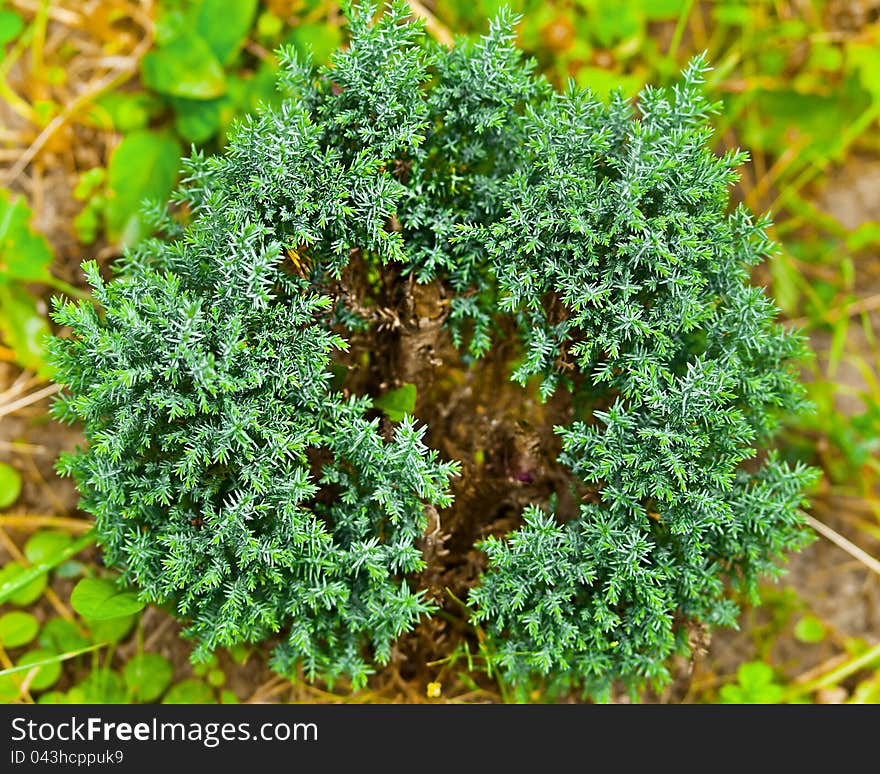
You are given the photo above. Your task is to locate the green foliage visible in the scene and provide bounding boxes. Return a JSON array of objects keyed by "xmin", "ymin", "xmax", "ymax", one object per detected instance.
[
  {"xmin": 69, "ymin": 1, "xmax": 355, "ymax": 260},
  {"xmin": 24, "ymin": 531, "xmax": 73, "ymax": 563},
  {"xmin": 141, "ymin": 0, "xmax": 279, "ymax": 146},
  {"xmin": 72, "ymin": 670, "xmax": 128, "ymax": 704},
  {"xmin": 70, "ymin": 578, "xmax": 146, "ymax": 621},
  {"xmin": 39, "ymin": 619, "xmax": 89, "ymax": 653},
  {"xmin": 0, "ymin": 8, "xmax": 24, "ymax": 45},
  {"xmin": 0, "ymin": 530, "xmax": 95, "ymax": 606},
  {"xmin": 793, "ymin": 614, "xmax": 826, "ymax": 644},
  {"xmin": 50, "ymin": 2, "xmax": 813, "ymax": 698},
  {"xmin": 87, "ymin": 614, "xmax": 135, "ymax": 646},
  {"xmin": 0, "ymin": 554, "xmax": 229, "ymax": 704},
  {"xmin": 194, "ymin": 0, "xmax": 259, "ymax": 66},
  {"xmin": 0, "ymin": 190, "xmax": 53, "ymax": 283},
  {"xmin": 0, "ymin": 611, "xmax": 39, "ymax": 648},
  {"xmin": 0, "ymin": 462, "xmax": 22, "ymax": 509},
  {"xmin": 104, "ymin": 131, "xmax": 182, "ymax": 247},
  {"xmin": 372, "ymin": 383, "xmax": 417, "ymax": 421},
  {"xmin": 75, "ymin": 132, "xmax": 181, "ymax": 249},
  {"xmin": 435, "ymin": 1, "xmax": 880, "ymax": 532},
  {"xmin": 0, "ymin": 520, "xmax": 225, "ymax": 705},
  {"xmin": 459, "ymin": 51, "xmax": 817, "ymax": 698},
  {"xmin": 142, "ymin": 33, "xmax": 227, "ymax": 100},
  {"xmin": 0, "ymin": 189, "xmax": 54, "ymax": 374},
  {"xmin": 51, "ymin": 3, "xmax": 461, "ymax": 690},
  {"xmin": 15, "ymin": 649, "xmax": 63, "ymax": 691},
  {"xmin": 162, "ymin": 678, "xmax": 214, "ymax": 704},
  {"xmin": 719, "ymin": 661, "xmax": 784, "ymax": 704},
  {"xmin": 124, "ymin": 653, "xmax": 174, "ymax": 702},
  {"xmin": 0, "ymin": 561, "xmax": 47, "ymax": 607}
]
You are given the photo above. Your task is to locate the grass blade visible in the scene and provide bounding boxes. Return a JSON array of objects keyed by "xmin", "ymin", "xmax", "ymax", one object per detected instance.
[{"xmin": 0, "ymin": 643, "xmax": 105, "ymax": 679}]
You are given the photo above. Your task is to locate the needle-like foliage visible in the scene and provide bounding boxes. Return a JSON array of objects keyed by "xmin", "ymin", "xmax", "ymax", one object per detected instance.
[
  {"xmin": 49, "ymin": 2, "xmax": 815, "ymax": 698},
  {"xmin": 465, "ymin": 57, "xmax": 817, "ymax": 700},
  {"xmin": 49, "ymin": 1, "xmax": 458, "ymax": 690}
]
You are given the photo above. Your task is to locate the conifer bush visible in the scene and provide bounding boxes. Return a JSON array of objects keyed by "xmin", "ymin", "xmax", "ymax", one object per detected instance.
[{"xmin": 49, "ymin": 1, "xmax": 817, "ymax": 699}]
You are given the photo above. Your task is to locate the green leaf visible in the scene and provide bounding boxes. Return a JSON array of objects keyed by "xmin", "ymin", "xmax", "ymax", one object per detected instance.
[
  {"xmin": 124, "ymin": 653, "xmax": 174, "ymax": 702},
  {"xmin": 226, "ymin": 642, "xmax": 253, "ymax": 665},
  {"xmin": 0, "ymin": 10, "xmax": 23, "ymax": 44},
  {"xmin": 286, "ymin": 22, "xmax": 342, "ymax": 65},
  {"xmin": 90, "ymin": 92, "xmax": 159, "ymax": 133},
  {"xmin": 720, "ymin": 661, "xmax": 785, "ymax": 703},
  {"xmin": 225, "ymin": 62, "xmax": 283, "ymax": 116},
  {"xmin": 141, "ymin": 33, "xmax": 226, "ymax": 99},
  {"xmin": 754, "ymin": 684, "xmax": 784, "ymax": 703},
  {"xmin": 737, "ymin": 661, "xmax": 774, "ymax": 690},
  {"xmin": 794, "ymin": 615, "xmax": 827, "ymax": 644},
  {"xmin": 86, "ymin": 614, "xmax": 136, "ymax": 644},
  {"xmin": 15, "ymin": 649, "xmax": 62, "ymax": 691},
  {"xmin": 226, "ymin": 642, "xmax": 251, "ymax": 664},
  {"xmin": 0, "ymin": 530, "xmax": 95, "ymax": 605},
  {"xmin": 191, "ymin": 652, "xmax": 218, "ymax": 676},
  {"xmin": 846, "ymin": 221, "xmax": 880, "ymax": 252},
  {"xmin": 372, "ymin": 383, "xmax": 417, "ymax": 422},
  {"xmin": 0, "ymin": 283, "xmax": 52, "ymax": 376},
  {"xmin": 39, "ymin": 618, "xmax": 90, "ymax": 653},
  {"xmin": 588, "ymin": 0, "xmax": 643, "ymax": 47},
  {"xmin": 256, "ymin": 11, "xmax": 283, "ymax": 40},
  {"xmin": 72, "ymin": 168, "xmax": 106, "ymax": 201},
  {"xmin": 847, "ymin": 42, "xmax": 880, "ymax": 102},
  {"xmin": 104, "ymin": 131, "xmax": 180, "ymax": 246},
  {"xmin": 171, "ymin": 97, "xmax": 223, "ymax": 144},
  {"xmin": 718, "ymin": 683, "xmax": 746, "ymax": 703},
  {"xmin": 195, "ymin": 0, "xmax": 258, "ymax": 66},
  {"xmin": 207, "ymin": 667, "xmax": 226, "ymax": 687},
  {"xmin": 727, "ymin": 661, "xmax": 785, "ymax": 702},
  {"xmin": 0, "ymin": 461, "xmax": 22, "ymax": 508},
  {"xmin": 808, "ymin": 43, "xmax": 843, "ymax": 73},
  {"xmin": 0, "ymin": 611, "xmax": 39, "ymax": 648},
  {"xmin": 154, "ymin": 7, "xmax": 186, "ymax": 45},
  {"xmin": 768, "ymin": 252, "xmax": 800, "ymax": 316},
  {"xmin": 575, "ymin": 66, "xmax": 642, "ymax": 101},
  {"xmin": 0, "ymin": 674, "xmax": 21, "ymax": 701},
  {"xmin": 632, "ymin": 0, "xmax": 686, "ymax": 20},
  {"xmin": 0, "ymin": 189, "xmax": 53, "ymax": 282},
  {"xmin": 75, "ymin": 670, "xmax": 127, "ymax": 703},
  {"xmin": 73, "ymin": 204, "xmax": 101, "ymax": 245},
  {"xmin": 162, "ymin": 678, "xmax": 215, "ymax": 704},
  {"xmin": 24, "ymin": 531, "xmax": 73, "ymax": 564},
  {"xmin": 37, "ymin": 690, "xmax": 69, "ymax": 704},
  {"xmin": 70, "ymin": 578, "xmax": 145, "ymax": 620},
  {"xmin": 0, "ymin": 560, "xmax": 47, "ymax": 606}
]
